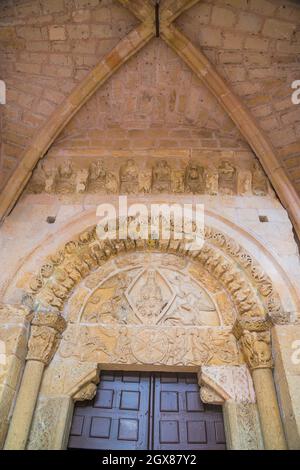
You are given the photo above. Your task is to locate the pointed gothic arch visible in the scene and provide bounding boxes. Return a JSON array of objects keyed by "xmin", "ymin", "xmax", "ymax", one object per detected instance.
[{"xmin": 0, "ymin": 0, "xmax": 299, "ymax": 241}]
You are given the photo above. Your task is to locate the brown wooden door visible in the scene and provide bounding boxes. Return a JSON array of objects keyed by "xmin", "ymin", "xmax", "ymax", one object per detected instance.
[
  {"xmin": 152, "ymin": 373, "xmax": 226, "ymax": 450},
  {"xmin": 68, "ymin": 371, "xmax": 151, "ymax": 450},
  {"xmin": 68, "ymin": 371, "xmax": 226, "ymax": 450}
]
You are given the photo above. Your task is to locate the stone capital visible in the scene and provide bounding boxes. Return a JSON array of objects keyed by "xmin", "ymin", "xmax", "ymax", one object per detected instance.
[
  {"xmin": 239, "ymin": 330, "xmax": 273, "ymax": 371},
  {"xmin": 27, "ymin": 312, "xmax": 67, "ymax": 365},
  {"xmin": 233, "ymin": 318, "xmax": 273, "ymax": 370}
]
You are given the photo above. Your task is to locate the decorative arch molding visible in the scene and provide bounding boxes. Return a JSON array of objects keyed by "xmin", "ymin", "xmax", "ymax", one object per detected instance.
[
  {"xmin": 2, "ymin": 208, "xmax": 299, "ymax": 322},
  {"xmin": 0, "ymin": 0, "xmax": 299, "ymax": 242},
  {"xmin": 19, "ymin": 218, "xmax": 285, "ymax": 327}
]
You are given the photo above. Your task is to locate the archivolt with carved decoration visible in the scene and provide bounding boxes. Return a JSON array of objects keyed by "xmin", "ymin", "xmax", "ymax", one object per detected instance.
[{"xmin": 21, "ymin": 220, "xmax": 285, "ymax": 327}]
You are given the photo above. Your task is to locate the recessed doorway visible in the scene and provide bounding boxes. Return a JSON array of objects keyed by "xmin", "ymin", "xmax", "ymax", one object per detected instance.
[{"xmin": 68, "ymin": 371, "xmax": 226, "ymax": 450}]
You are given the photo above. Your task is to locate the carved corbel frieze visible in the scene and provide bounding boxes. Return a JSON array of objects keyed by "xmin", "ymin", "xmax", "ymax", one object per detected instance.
[{"xmin": 26, "ymin": 312, "xmax": 66, "ymax": 365}]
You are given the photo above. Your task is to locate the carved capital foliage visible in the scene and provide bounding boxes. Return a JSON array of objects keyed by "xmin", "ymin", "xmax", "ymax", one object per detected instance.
[
  {"xmin": 27, "ymin": 313, "xmax": 67, "ymax": 365},
  {"xmin": 239, "ymin": 330, "xmax": 273, "ymax": 371}
]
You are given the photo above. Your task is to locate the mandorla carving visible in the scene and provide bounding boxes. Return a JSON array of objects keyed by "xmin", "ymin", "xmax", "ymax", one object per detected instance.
[{"xmin": 28, "ymin": 157, "xmax": 270, "ymax": 197}]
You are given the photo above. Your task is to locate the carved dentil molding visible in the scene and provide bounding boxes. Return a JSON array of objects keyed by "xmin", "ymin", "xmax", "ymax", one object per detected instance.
[{"xmin": 27, "ymin": 312, "xmax": 67, "ymax": 365}]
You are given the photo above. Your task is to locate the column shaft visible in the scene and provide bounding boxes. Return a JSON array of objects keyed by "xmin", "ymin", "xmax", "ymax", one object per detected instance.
[
  {"xmin": 252, "ymin": 368, "xmax": 287, "ymax": 450},
  {"xmin": 4, "ymin": 360, "xmax": 45, "ymax": 450}
]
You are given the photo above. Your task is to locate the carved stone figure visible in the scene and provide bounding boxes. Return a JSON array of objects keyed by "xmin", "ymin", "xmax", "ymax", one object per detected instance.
[
  {"xmin": 171, "ymin": 170, "xmax": 185, "ymax": 193},
  {"xmin": 42, "ymin": 160, "xmax": 57, "ymax": 193},
  {"xmin": 114, "ymin": 326, "xmax": 132, "ymax": 363},
  {"xmin": 218, "ymin": 161, "xmax": 237, "ymax": 195},
  {"xmin": 238, "ymin": 170, "xmax": 252, "ymax": 196},
  {"xmin": 105, "ymin": 171, "xmax": 119, "ymax": 194},
  {"xmin": 27, "ymin": 313, "xmax": 66, "ymax": 364},
  {"xmin": 138, "ymin": 170, "xmax": 152, "ymax": 193},
  {"xmin": 56, "ymin": 159, "xmax": 75, "ymax": 193},
  {"xmin": 88, "ymin": 160, "xmax": 107, "ymax": 192},
  {"xmin": 240, "ymin": 330, "xmax": 272, "ymax": 370},
  {"xmin": 135, "ymin": 270, "xmax": 165, "ymax": 321},
  {"xmin": 152, "ymin": 160, "xmax": 171, "ymax": 192},
  {"xmin": 252, "ymin": 161, "xmax": 268, "ymax": 196},
  {"xmin": 76, "ymin": 168, "xmax": 89, "ymax": 193},
  {"xmin": 185, "ymin": 163, "xmax": 205, "ymax": 194},
  {"xmin": 205, "ymin": 167, "xmax": 218, "ymax": 195},
  {"xmin": 120, "ymin": 159, "xmax": 139, "ymax": 194},
  {"xmin": 79, "ymin": 327, "xmax": 110, "ymax": 362}
]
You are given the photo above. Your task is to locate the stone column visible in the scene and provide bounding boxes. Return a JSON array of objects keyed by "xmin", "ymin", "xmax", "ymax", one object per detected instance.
[
  {"xmin": 4, "ymin": 312, "xmax": 66, "ymax": 450},
  {"xmin": 236, "ymin": 321, "xmax": 287, "ymax": 450}
]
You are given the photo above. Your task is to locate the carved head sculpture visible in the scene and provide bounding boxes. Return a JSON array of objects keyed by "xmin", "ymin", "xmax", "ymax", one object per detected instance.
[
  {"xmin": 90, "ymin": 160, "xmax": 106, "ymax": 181},
  {"xmin": 59, "ymin": 159, "xmax": 73, "ymax": 178}
]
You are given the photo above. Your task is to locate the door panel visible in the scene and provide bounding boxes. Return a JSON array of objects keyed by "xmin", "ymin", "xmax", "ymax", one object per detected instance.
[
  {"xmin": 153, "ymin": 373, "xmax": 226, "ymax": 450},
  {"xmin": 68, "ymin": 371, "xmax": 151, "ymax": 450},
  {"xmin": 68, "ymin": 371, "xmax": 226, "ymax": 450}
]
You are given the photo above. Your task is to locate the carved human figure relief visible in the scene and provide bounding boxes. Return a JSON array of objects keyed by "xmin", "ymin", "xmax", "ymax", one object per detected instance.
[
  {"xmin": 185, "ymin": 163, "xmax": 205, "ymax": 194},
  {"xmin": 252, "ymin": 161, "xmax": 268, "ymax": 196},
  {"xmin": 79, "ymin": 254, "xmax": 221, "ymax": 327},
  {"xmin": 218, "ymin": 160, "xmax": 237, "ymax": 195},
  {"xmin": 152, "ymin": 160, "xmax": 171, "ymax": 192},
  {"xmin": 120, "ymin": 159, "xmax": 139, "ymax": 194},
  {"xmin": 56, "ymin": 159, "xmax": 75, "ymax": 194}
]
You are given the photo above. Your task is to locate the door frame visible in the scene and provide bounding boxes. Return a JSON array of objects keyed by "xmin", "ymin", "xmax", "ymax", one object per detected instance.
[{"xmin": 26, "ymin": 362, "xmax": 264, "ymax": 450}]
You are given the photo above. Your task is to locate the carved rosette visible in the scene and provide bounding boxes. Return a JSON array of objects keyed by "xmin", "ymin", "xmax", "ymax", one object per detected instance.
[{"xmin": 27, "ymin": 312, "xmax": 67, "ymax": 365}]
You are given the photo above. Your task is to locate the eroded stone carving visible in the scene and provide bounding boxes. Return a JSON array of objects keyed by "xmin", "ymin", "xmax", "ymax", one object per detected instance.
[
  {"xmin": 152, "ymin": 160, "xmax": 171, "ymax": 193},
  {"xmin": 79, "ymin": 259, "xmax": 221, "ymax": 327},
  {"xmin": 58, "ymin": 324, "xmax": 239, "ymax": 367},
  {"xmin": 185, "ymin": 163, "xmax": 205, "ymax": 194},
  {"xmin": 239, "ymin": 330, "xmax": 273, "ymax": 370},
  {"xmin": 73, "ymin": 382, "xmax": 97, "ymax": 402},
  {"xmin": 22, "ymin": 223, "xmax": 284, "ymax": 330},
  {"xmin": 200, "ymin": 365, "xmax": 256, "ymax": 403},
  {"xmin": 120, "ymin": 159, "xmax": 139, "ymax": 194},
  {"xmin": 28, "ymin": 155, "xmax": 272, "ymax": 197},
  {"xmin": 252, "ymin": 161, "xmax": 268, "ymax": 196},
  {"xmin": 27, "ymin": 313, "xmax": 66, "ymax": 365},
  {"xmin": 218, "ymin": 161, "xmax": 237, "ymax": 195},
  {"xmin": 200, "ymin": 385, "xmax": 224, "ymax": 405}
]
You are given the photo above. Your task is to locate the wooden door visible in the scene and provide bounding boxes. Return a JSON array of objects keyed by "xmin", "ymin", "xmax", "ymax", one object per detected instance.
[
  {"xmin": 68, "ymin": 371, "xmax": 226, "ymax": 450},
  {"xmin": 68, "ymin": 371, "xmax": 151, "ymax": 450},
  {"xmin": 152, "ymin": 372, "xmax": 226, "ymax": 450}
]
